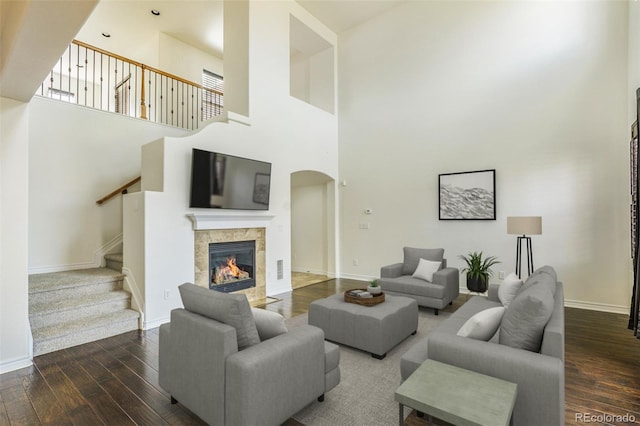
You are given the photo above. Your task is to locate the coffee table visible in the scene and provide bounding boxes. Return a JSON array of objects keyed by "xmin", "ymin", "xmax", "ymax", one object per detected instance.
[
  {"xmin": 395, "ymin": 359, "xmax": 517, "ymax": 426},
  {"xmin": 308, "ymin": 293, "xmax": 418, "ymax": 359}
]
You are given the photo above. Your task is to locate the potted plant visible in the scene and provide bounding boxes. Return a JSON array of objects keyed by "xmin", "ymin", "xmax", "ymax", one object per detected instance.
[
  {"xmin": 459, "ymin": 251, "xmax": 500, "ymax": 293},
  {"xmin": 367, "ymin": 279, "xmax": 382, "ymax": 295}
]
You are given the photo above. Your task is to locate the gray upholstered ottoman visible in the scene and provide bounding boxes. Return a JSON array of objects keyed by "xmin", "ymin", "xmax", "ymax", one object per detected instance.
[{"xmin": 308, "ymin": 293, "xmax": 418, "ymax": 359}]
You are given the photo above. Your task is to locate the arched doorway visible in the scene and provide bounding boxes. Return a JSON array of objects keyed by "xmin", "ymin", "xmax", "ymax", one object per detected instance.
[{"xmin": 290, "ymin": 170, "xmax": 336, "ymax": 289}]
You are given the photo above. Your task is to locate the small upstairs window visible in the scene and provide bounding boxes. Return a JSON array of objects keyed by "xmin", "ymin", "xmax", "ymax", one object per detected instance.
[{"xmin": 202, "ymin": 69, "xmax": 224, "ymax": 120}]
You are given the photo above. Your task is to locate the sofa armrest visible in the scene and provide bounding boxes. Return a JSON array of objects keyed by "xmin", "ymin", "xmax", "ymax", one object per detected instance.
[
  {"xmin": 427, "ymin": 332, "xmax": 563, "ymax": 426},
  {"xmin": 488, "ymin": 283, "xmax": 500, "ymax": 302},
  {"xmin": 381, "ymin": 262, "xmax": 403, "ymax": 278},
  {"xmin": 432, "ymin": 267, "xmax": 460, "ymax": 303},
  {"xmin": 432, "ymin": 267, "xmax": 458, "ymax": 287},
  {"xmin": 226, "ymin": 325, "xmax": 326, "ymax": 426}
]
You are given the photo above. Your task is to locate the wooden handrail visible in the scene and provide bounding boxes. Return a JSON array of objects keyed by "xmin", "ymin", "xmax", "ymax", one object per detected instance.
[
  {"xmin": 96, "ymin": 176, "xmax": 141, "ymax": 205},
  {"xmin": 72, "ymin": 40, "xmax": 224, "ymax": 96}
]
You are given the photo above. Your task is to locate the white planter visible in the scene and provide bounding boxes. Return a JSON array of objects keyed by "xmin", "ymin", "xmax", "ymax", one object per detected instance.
[{"xmin": 367, "ymin": 285, "xmax": 382, "ymax": 295}]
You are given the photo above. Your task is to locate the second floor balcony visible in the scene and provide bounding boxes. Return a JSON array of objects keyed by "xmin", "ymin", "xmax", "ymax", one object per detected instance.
[{"xmin": 37, "ymin": 40, "xmax": 223, "ymax": 131}]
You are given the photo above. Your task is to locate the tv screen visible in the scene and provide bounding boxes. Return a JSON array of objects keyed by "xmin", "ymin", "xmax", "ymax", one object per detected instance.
[{"xmin": 189, "ymin": 148, "xmax": 271, "ymax": 210}]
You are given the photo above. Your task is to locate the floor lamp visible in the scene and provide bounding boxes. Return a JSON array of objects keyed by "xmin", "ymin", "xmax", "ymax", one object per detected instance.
[{"xmin": 507, "ymin": 216, "xmax": 542, "ymax": 279}]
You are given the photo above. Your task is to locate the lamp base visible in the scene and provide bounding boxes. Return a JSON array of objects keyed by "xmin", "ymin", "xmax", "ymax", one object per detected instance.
[{"xmin": 515, "ymin": 235, "xmax": 534, "ymax": 279}]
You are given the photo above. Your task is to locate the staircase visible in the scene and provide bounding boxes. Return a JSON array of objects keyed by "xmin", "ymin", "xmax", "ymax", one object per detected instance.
[{"xmin": 28, "ymin": 254, "xmax": 139, "ymax": 356}]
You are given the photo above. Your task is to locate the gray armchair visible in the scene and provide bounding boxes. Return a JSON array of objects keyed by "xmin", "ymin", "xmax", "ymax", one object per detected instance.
[
  {"xmin": 378, "ymin": 247, "xmax": 459, "ymax": 315},
  {"xmin": 159, "ymin": 283, "xmax": 340, "ymax": 426}
]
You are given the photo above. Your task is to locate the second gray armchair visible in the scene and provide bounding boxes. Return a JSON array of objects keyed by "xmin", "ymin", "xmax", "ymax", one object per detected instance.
[{"xmin": 378, "ymin": 247, "xmax": 459, "ymax": 315}]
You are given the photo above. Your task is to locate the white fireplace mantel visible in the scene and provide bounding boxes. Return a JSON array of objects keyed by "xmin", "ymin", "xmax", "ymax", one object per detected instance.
[{"xmin": 187, "ymin": 213, "xmax": 275, "ymax": 230}]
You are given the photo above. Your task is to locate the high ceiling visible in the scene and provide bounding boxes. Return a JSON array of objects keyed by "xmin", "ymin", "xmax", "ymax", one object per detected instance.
[
  {"xmin": 75, "ymin": 0, "xmax": 405, "ymax": 59},
  {"xmin": 296, "ymin": 0, "xmax": 405, "ymax": 33}
]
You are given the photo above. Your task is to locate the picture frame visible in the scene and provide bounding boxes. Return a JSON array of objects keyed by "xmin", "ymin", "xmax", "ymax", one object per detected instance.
[
  {"xmin": 439, "ymin": 169, "xmax": 496, "ymax": 220},
  {"xmin": 252, "ymin": 173, "xmax": 270, "ymax": 205}
]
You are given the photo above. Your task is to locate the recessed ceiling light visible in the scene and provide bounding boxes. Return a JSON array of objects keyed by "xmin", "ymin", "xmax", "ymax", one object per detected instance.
[
  {"xmin": 102, "ymin": 32, "xmax": 111, "ymax": 38},
  {"xmin": 151, "ymin": 9, "xmax": 160, "ymax": 16}
]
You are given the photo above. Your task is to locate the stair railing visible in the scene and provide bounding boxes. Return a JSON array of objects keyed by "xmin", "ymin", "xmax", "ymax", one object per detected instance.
[
  {"xmin": 96, "ymin": 176, "xmax": 141, "ymax": 205},
  {"xmin": 37, "ymin": 40, "xmax": 223, "ymax": 130}
]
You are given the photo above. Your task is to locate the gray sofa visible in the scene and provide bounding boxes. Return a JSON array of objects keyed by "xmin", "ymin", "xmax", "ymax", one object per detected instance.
[
  {"xmin": 159, "ymin": 283, "xmax": 340, "ymax": 426},
  {"xmin": 378, "ymin": 247, "xmax": 459, "ymax": 315},
  {"xmin": 400, "ymin": 266, "xmax": 565, "ymax": 426}
]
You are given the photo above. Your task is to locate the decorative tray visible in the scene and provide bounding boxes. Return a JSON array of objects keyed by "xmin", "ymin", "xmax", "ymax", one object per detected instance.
[{"xmin": 344, "ymin": 289, "xmax": 385, "ymax": 306}]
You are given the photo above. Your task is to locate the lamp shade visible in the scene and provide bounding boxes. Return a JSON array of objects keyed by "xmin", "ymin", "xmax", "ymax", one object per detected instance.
[{"xmin": 507, "ymin": 216, "xmax": 542, "ymax": 235}]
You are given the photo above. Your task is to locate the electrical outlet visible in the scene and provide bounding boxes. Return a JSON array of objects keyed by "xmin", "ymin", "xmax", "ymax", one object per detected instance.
[
  {"xmin": 164, "ymin": 289, "xmax": 171, "ymax": 300},
  {"xmin": 353, "ymin": 259, "xmax": 359, "ymax": 266},
  {"xmin": 498, "ymin": 271, "xmax": 505, "ymax": 279}
]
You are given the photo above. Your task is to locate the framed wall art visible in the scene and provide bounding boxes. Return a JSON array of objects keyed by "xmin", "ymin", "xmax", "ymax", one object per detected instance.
[{"xmin": 439, "ymin": 169, "xmax": 496, "ymax": 220}]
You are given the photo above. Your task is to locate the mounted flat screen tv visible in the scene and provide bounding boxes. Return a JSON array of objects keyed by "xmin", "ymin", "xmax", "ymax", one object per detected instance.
[{"xmin": 189, "ymin": 148, "xmax": 271, "ymax": 210}]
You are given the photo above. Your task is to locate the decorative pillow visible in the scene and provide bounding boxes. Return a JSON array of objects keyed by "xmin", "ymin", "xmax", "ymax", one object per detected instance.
[
  {"xmin": 402, "ymin": 247, "xmax": 445, "ymax": 275},
  {"xmin": 518, "ymin": 271, "xmax": 556, "ymax": 298},
  {"xmin": 499, "ymin": 284, "xmax": 554, "ymax": 352},
  {"xmin": 498, "ymin": 273, "xmax": 523, "ymax": 307},
  {"xmin": 412, "ymin": 258, "xmax": 442, "ymax": 282},
  {"xmin": 457, "ymin": 307, "xmax": 506, "ymax": 341},
  {"xmin": 179, "ymin": 282, "xmax": 260, "ymax": 350},
  {"xmin": 251, "ymin": 308, "xmax": 288, "ymax": 341}
]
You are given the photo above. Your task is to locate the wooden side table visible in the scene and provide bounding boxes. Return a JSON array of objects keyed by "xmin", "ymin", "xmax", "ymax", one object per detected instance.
[{"xmin": 395, "ymin": 359, "xmax": 517, "ymax": 426}]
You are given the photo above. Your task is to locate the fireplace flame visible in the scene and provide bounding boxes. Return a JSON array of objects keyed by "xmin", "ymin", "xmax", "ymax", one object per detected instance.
[{"xmin": 214, "ymin": 256, "xmax": 250, "ymax": 284}]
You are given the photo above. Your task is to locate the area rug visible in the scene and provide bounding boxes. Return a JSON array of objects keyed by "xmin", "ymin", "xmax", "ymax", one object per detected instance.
[{"xmin": 287, "ymin": 308, "xmax": 450, "ymax": 426}]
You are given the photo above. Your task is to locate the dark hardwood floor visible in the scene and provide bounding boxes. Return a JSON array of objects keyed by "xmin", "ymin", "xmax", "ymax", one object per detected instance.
[{"xmin": 1, "ymin": 278, "xmax": 639, "ymax": 425}]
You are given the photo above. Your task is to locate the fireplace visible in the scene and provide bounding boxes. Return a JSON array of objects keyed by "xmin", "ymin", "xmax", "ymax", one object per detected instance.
[
  {"xmin": 209, "ymin": 240, "xmax": 256, "ymax": 293},
  {"xmin": 194, "ymin": 227, "xmax": 266, "ymax": 304}
]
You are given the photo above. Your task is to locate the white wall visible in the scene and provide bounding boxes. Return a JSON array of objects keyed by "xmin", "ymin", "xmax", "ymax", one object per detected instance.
[
  {"xmin": 124, "ymin": 0, "xmax": 339, "ymax": 328},
  {"xmin": 338, "ymin": 1, "xmax": 631, "ymax": 312},
  {"xmin": 0, "ymin": 97, "xmax": 31, "ymax": 372},
  {"xmin": 159, "ymin": 33, "xmax": 224, "ymax": 84},
  {"xmin": 28, "ymin": 98, "xmax": 188, "ymax": 272}
]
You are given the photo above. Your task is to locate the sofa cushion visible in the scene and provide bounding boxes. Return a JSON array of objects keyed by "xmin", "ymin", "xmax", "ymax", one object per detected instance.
[
  {"xmin": 179, "ymin": 282, "xmax": 260, "ymax": 350},
  {"xmin": 412, "ymin": 258, "xmax": 442, "ymax": 282},
  {"xmin": 499, "ymin": 283, "xmax": 554, "ymax": 352},
  {"xmin": 381, "ymin": 276, "xmax": 447, "ymax": 299},
  {"xmin": 498, "ymin": 273, "xmax": 523, "ymax": 307},
  {"xmin": 251, "ymin": 308, "xmax": 288, "ymax": 341},
  {"xmin": 457, "ymin": 306, "xmax": 506, "ymax": 341},
  {"xmin": 402, "ymin": 247, "xmax": 445, "ymax": 275}
]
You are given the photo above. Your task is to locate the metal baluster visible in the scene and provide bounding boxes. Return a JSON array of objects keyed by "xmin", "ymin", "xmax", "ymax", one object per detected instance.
[
  {"xmin": 84, "ymin": 46, "xmax": 88, "ymax": 106},
  {"xmin": 67, "ymin": 45, "xmax": 71, "ymax": 103}
]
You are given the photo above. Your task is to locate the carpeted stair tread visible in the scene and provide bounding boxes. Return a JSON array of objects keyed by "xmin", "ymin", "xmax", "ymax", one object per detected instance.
[
  {"xmin": 29, "ymin": 268, "xmax": 124, "ymax": 294},
  {"xmin": 29, "ymin": 290, "xmax": 131, "ymax": 317},
  {"xmin": 32, "ymin": 309, "xmax": 140, "ymax": 356},
  {"xmin": 32, "ymin": 309, "xmax": 140, "ymax": 341}
]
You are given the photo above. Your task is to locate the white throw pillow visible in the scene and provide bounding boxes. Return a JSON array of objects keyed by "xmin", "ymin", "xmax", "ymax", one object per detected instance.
[
  {"xmin": 251, "ymin": 308, "xmax": 288, "ymax": 341},
  {"xmin": 498, "ymin": 273, "xmax": 524, "ymax": 307},
  {"xmin": 457, "ymin": 306, "xmax": 506, "ymax": 341},
  {"xmin": 412, "ymin": 258, "xmax": 442, "ymax": 282}
]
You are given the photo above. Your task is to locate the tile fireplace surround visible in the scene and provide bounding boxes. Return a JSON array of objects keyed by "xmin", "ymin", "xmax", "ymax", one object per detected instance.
[{"xmin": 194, "ymin": 227, "xmax": 266, "ymax": 304}]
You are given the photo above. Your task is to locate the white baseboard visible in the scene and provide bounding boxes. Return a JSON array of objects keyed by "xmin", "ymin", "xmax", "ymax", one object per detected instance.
[
  {"xmin": 122, "ymin": 267, "xmax": 144, "ymax": 329},
  {"xmin": 0, "ymin": 357, "xmax": 32, "ymax": 374},
  {"xmin": 143, "ymin": 316, "xmax": 170, "ymax": 330},
  {"xmin": 564, "ymin": 299, "xmax": 630, "ymax": 315},
  {"xmin": 29, "ymin": 261, "xmax": 97, "ymax": 274},
  {"xmin": 338, "ymin": 273, "xmax": 374, "ymax": 283},
  {"xmin": 291, "ymin": 267, "xmax": 330, "ymax": 276}
]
